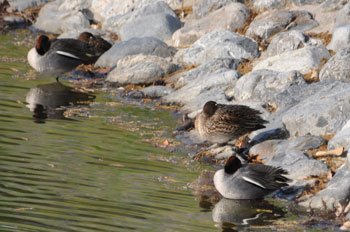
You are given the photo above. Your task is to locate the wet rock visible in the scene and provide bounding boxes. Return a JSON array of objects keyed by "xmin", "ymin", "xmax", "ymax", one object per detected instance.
[
  {"xmin": 246, "ymin": 10, "xmax": 318, "ymax": 40},
  {"xmin": 253, "ymin": 45, "xmax": 330, "ymax": 74},
  {"xmin": 119, "ymin": 13, "xmax": 182, "ymax": 41},
  {"xmin": 299, "ymin": 149, "xmax": 350, "ymax": 210},
  {"xmin": 266, "ymin": 30, "xmax": 323, "ymax": 57},
  {"xmin": 95, "ymin": 37, "xmax": 176, "ymax": 68},
  {"xmin": 170, "ymin": 58, "xmax": 240, "ymax": 89},
  {"xmin": 266, "ymin": 149, "xmax": 329, "ymax": 180},
  {"xmin": 162, "ymin": 69, "xmax": 240, "ymax": 107},
  {"xmin": 140, "ymin": 86, "xmax": 175, "ymax": 98},
  {"xmin": 106, "ymin": 55, "xmax": 179, "ymax": 85},
  {"xmin": 33, "ymin": 0, "xmax": 91, "ymax": 34},
  {"xmin": 232, "ymin": 70, "xmax": 306, "ymax": 107},
  {"xmin": 328, "ymin": 25, "xmax": 350, "ymax": 53},
  {"xmin": 103, "ymin": 1, "xmax": 181, "ymax": 41},
  {"xmin": 250, "ymin": 135, "xmax": 327, "ymax": 159},
  {"xmin": 334, "ymin": 2, "xmax": 350, "ymax": 28},
  {"xmin": 319, "ymin": 48, "xmax": 350, "ymax": 81},
  {"xmin": 175, "ymin": 30, "xmax": 259, "ymax": 67},
  {"xmin": 250, "ymin": 0, "xmax": 287, "ymax": 12},
  {"xmin": 328, "ymin": 120, "xmax": 350, "ymax": 150},
  {"xmin": 249, "ymin": 121, "xmax": 289, "ymax": 144},
  {"xmin": 7, "ymin": 0, "xmax": 49, "ymax": 12},
  {"xmin": 282, "ymin": 81, "xmax": 350, "ymax": 136},
  {"xmin": 172, "ymin": 3, "xmax": 250, "ymax": 47}
]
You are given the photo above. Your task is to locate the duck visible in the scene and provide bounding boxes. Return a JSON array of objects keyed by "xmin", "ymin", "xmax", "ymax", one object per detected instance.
[
  {"xmin": 195, "ymin": 101, "xmax": 268, "ymax": 144},
  {"xmin": 77, "ymin": 32, "xmax": 112, "ymax": 55},
  {"xmin": 213, "ymin": 156, "xmax": 290, "ymax": 199},
  {"xmin": 27, "ymin": 34, "xmax": 101, "ymax": 80}
]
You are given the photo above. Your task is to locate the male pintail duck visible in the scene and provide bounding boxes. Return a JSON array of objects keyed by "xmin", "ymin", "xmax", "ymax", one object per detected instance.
[
  {"xmin": 195, "ymin": 101, "xmax": 268, "ymax": 144},
  {"xmin": 27, "ymin": 35, "xmax": 101, "ymax": 80},
  {"xmin": 213, "ymin": 156, "xmax": 290, "ymax": 199}
]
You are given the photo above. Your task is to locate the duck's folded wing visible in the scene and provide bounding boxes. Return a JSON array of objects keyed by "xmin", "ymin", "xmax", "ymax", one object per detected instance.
[
  {"xmin": 241, "ymin": 164, "xmax": 290, "ymax": 190},
  {"xmin": 51, "ymin": 39, "xmax": 99, "ymax": 64}
]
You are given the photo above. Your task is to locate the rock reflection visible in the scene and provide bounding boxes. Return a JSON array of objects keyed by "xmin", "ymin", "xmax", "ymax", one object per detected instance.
[
  {"xmin": 212, "ymin": 198, "xmax": 285, "ymax": 230},
  {"xmin": 26, "ymin": 82, "xmax": 95, "ymax": 122}
]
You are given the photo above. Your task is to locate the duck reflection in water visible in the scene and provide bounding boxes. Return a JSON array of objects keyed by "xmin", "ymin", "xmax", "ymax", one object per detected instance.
[
  {"xmin": 26, "ymin": 81, "xmax": 95, "ymax": 123},
  {"xmin": 212, "ymin": 198, "xmax": 285, "ymax": 231}
]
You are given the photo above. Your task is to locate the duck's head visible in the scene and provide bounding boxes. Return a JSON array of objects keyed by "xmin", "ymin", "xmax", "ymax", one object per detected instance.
[
  {"xmin": 78, "ymin": 32, "xmax": 94, "ymax": 42},
  {"xmin": 36, "ymin": 35, "xmax": 50, "ymax": 56},
  {"xmin": 224, "ymin": 156, "xmax": 242, "ymax": 174},
  {"xmin": 203, "ymin": 101, "xmax": 217, "ymax": 117}
]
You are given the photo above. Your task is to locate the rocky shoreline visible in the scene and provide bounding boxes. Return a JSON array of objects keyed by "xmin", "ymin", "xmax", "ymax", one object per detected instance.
[{"xmin": 3, "ymin": 0, "xmax": 350, "ymax": 229}]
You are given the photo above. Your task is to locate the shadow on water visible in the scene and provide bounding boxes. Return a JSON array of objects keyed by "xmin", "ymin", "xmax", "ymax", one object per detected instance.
[{"xmin": 25, "ymin": 81, "xmax": 95, "ymax": 123}]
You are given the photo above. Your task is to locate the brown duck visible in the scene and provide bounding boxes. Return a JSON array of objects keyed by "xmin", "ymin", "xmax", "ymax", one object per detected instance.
[
  {"xmin": 195, "ymin": 101, "xmax": 268, "ymax": 144},
  {"xmin": 78, "ymin": 32, "xmax": 112, "ymax": 55}
]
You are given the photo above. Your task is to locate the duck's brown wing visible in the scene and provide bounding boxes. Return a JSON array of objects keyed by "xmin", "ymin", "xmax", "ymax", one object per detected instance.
[
  {"xmin": 240, "ymin": 163, "xmax": 290, "ymax": 190},
  {"xmin": 218, "ymin": 104, "xmax": 268, "ymax": 131}
]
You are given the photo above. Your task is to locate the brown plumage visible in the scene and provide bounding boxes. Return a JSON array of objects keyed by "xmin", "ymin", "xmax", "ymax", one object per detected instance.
[
  {"xmin": 78, "ymin": 32, "xmax": 112, "ymax": 55},
  {"xmin": 195, "ymin": 101, "xmax": 268, "ymax": 144}
]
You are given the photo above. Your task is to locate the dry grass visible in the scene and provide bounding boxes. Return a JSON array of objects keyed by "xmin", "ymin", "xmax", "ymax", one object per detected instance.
[
  {"xmin": 306, "ymin": 32, "xmax": 333, "ymax": 46},
  {"xmin": 237, "ymin": 59, "xmax": 253, "ymax": 75}
]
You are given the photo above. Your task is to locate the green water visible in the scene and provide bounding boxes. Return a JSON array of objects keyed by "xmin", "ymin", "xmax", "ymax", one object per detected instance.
[{"xmin": 0, "ymin": 30, "xmax": 337, "ymax": 232}]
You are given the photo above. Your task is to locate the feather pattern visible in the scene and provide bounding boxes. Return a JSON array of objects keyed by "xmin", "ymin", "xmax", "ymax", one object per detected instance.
[{"xmin": 195, "ymin": 101, "xmax": 268, "ymax": 143}]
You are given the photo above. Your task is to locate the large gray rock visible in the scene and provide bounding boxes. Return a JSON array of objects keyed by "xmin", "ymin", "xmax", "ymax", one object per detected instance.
[
  {"xmin": 246, "ymin": 10, "xmax": 318, "ymax": 40},
  {"xmin": 106, "ymin": 55, "xmax": 179, "ymax": 85},
  {"xmin": 251, "ymin": 0, "xmax": 287, "ymax": 12},
  {"xmin": 175, "ymin": 30, "xmax": 259, "ymax": 67},
  {"xmin": 8, "ymin": 0, "xmax": 49, "ymax": 11},
  {"xmin": 334, "ymin": 2, "xmax": 350, "ymax": 28},
  {"xmin": 119, "ymin": 13, "xmax": 182, "ymax": 41},
  {"xmin": 33, "ymin": 0, "xmax": 91, "ymax": 34},
  {"xmin": 102, "ymin": 1, "xmax": 180, "ymax": 41},
  {"xmin": 328, "ymin": 120, "xmax": 350, "ymax": 150},
  {"xmin": 172, "ymin": 2, "xmax": 250, "ymax": 47},
  {"xmin": 253, "ymin": 45, "xmax": 330, "ymax": 74},
  {"xmin": 319, "ymin": 48, "xmax": 350, "ymax": 81},
  {"xmin": 163, "ymin": 69, "xmax": 240, "ymax": 106},
  {"xmin": 266, "ymin": 30, "xmax": 323, "ymax": 57},
  {"xmin": 95, "ymin": 37, "xmax": 175, "ymax": 68},
  {"xmin": 328, "ymin": 25, "xmax": 350, "ymax": 53},
  {"xmin": 266, "ymin": 149, "xmax": 329, "ymax": 180},
  {"xmin": 232, "ymin": 70, "xmax": 306, "ymax": 107},
  {"xmin": 292, "ymin": 0, "xmax": 325, "ymax": 5},
  {"xmin": 90, "ymin": 0, "xmax": 134, "ymax": 22},
  {"xmin": 274, "ymin": 80, "xmax": 327, "ymax": 109},
  {"xmin": 250, "ymin": 136, "xmax": 327, "ymax": 159},
  {"xmin": 171, "ymin": 58, "xmax": 240, "ymax": 89},
  {"xmin": 299, "ymin": 149, "xmax": 350, "ymax": 210},
  {"xmin": 282, "ymin": 81, "xmax": 350, "ymax": 136},
  {"xmin": 192, "ymin": 0, "xmax": 244, "ymax": 18},
  {"xmin": 321, "ymin": 0, "xmax": 347, "ymax": 11}
]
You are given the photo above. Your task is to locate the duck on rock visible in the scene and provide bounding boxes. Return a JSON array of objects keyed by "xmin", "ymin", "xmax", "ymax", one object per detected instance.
[
  {"xmin": 195, "ymin": 101, "xmax": 268, "ymax": 144},
  {"xmin": 214, "ymin": 156, "xmax": 290, "ymax": 199}
]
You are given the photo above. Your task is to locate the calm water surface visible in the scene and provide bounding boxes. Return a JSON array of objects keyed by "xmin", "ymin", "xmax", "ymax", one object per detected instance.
[{"xmin": 0, "ymin": 30, "xmax": 336, "ymax": 232}]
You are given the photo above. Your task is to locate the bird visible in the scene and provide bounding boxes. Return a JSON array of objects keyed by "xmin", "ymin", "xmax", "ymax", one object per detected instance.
[
  {"xmin": 77, "ymin": 32, "xmax": 112, "ymax": 55},
  {"xmin": 27, "ymin": 34, "xmax": 102, "ymax": 81},
  {"xmin": 195, "ymin": 101, "xmax": 268, "ymax": 144},
  {"xmin": 213, "ymin": 156, "xmax": 290, "ymax": 199}
]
